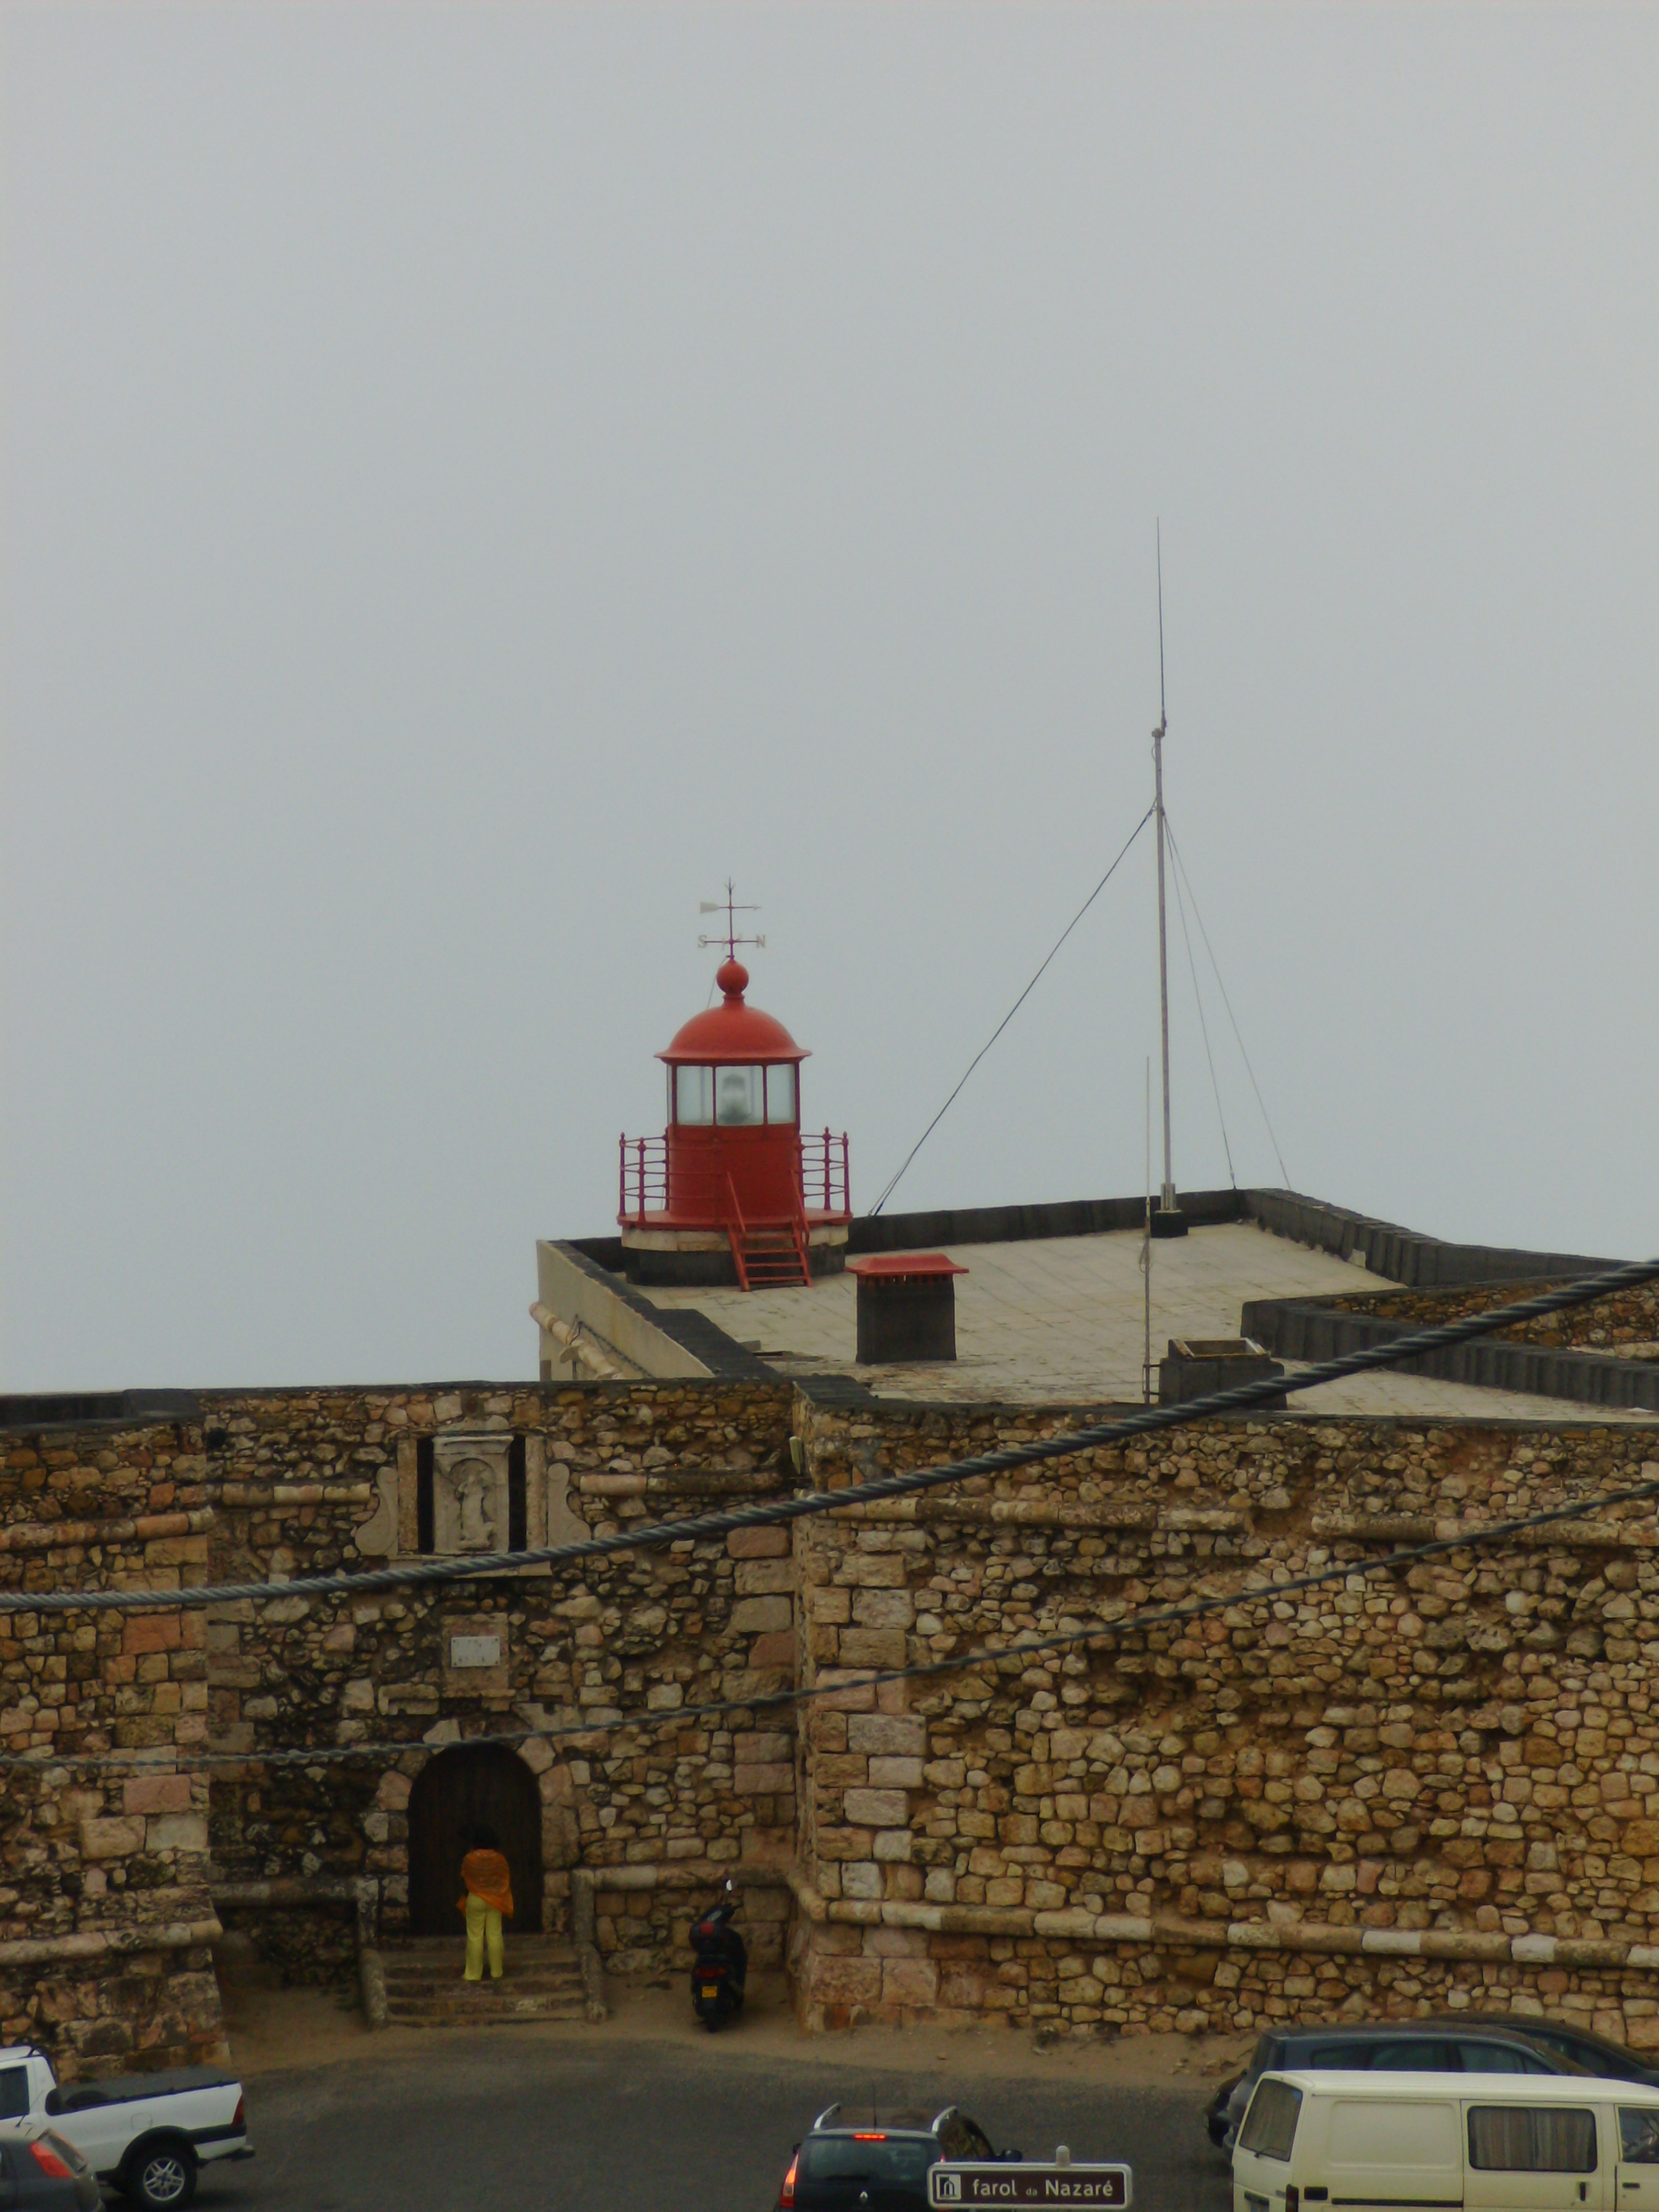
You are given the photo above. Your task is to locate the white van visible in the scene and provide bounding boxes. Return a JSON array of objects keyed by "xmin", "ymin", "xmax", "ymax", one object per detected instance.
[{"xmin": 1233, "ymin": 2068, "xmax": 1659, "ymax": 2212}]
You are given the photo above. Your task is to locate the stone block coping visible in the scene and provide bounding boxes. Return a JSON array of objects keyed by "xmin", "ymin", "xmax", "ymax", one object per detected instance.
[
  {"xmin": 784, "ymin": 1875, "xmax": 1659, "ymax": 1974},
  {"xmin": 0, "ymin": 1919, "xmax": 221, "ymax": 1970}
]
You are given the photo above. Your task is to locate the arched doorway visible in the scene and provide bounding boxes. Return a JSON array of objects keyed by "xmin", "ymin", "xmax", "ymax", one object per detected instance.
[{"xmin": 406, "ymin": 1744, "xmax": 544, "ymax": 1938}]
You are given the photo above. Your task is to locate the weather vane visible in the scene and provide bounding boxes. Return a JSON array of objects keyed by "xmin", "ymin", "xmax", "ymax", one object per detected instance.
[{"xmin": 698, "ymin": 882, "xmax": 766, "ymax": 964}]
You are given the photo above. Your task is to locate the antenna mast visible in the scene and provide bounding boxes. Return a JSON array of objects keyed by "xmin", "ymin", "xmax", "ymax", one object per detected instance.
[
  {"xmin": 1150, "ymin": 524, "xmax": 1187, "ymax": 1238},
  {"xmin": 1141, "ymin": 1056, "xmax": 1153, "ymax": 1400}
]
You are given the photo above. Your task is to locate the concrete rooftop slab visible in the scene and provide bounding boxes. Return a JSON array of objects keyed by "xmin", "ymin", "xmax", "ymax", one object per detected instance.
[{"xmin": 638, "ymin": 1221, "xmax": 1657, "ymax": 1420}]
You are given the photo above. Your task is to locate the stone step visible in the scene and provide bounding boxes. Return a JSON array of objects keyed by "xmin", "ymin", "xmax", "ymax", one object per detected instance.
[
  {"xmin": 381, "ymin": 1938, "xmax": 574, "ymax": 1965},
  {"xmin": 382, "ymin": 1962, "xmax": 583, "ymax": 1981},
  {"xmin": 382, "ymin": 1948, "xmax": 580, "ymax": 1971},
  {"xmin": 384, "ymin": 1935, "xmax": 573, "ymax": 1950},
  {"xmin": 383, "ymin": 1973, "xmax": 584, "ymax": 1999},
  {"xmin": 385, "ymin": 1988, "xmax": 584, "ymax": 2007},
  {"xmin": 377, "ymin": 1937, "xmax": 590, "ymax": 2025},
  {"xmin": 383, "ymin": 1967, "xmax": 583, "ymax": 1990},
  {"xmin": 383, "ymin": 1996, "xmax": 590, "ymax": 2026}
]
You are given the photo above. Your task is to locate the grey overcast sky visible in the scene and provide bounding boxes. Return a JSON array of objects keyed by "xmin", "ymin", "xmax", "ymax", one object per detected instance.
[{"xmin": 2, "ymin": 4, "xmax": 1655, "ymax": 1391}]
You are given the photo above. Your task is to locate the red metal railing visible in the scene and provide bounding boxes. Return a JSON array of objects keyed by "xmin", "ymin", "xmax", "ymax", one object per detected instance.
[
  {"xmin": 618, "ymin": 1130, "xmax": 851, "ymax": 1227},
  {"xmin": 800, "ymin": 1129, "xmax": 851, "ymax": 1219},
  {"xmin": 618, "ymin": 1136, "xmax": 670, "ymax": 1227}
]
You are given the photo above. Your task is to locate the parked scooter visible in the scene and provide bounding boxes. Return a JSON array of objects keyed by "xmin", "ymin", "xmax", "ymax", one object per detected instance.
[{"xmin": 689, "ymin": 1879, "xmax": 747, "ymax": 2031}]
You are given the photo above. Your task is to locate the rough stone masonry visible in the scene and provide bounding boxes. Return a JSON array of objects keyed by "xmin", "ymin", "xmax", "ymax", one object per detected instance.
[
  {"xmin": 0, "ymin": 1422, "xmax": 222, "ymax": 2073},
  {"xmin": 5, "ymin": 1381, "xmax": 1659, "ymax": 2070},
  {"xmin": 787, "ymin": 1399, "xmax": 1659, "ymax": 2044}
]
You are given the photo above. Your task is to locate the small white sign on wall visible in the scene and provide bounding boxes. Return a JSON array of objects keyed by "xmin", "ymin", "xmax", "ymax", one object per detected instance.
[{"xmin": 449, "ymin": 1633, "xmax": 503, "ymax": 1670}]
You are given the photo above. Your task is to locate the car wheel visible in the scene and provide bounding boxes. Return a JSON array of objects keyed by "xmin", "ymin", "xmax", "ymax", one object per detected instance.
[{"xmin": 124, "ymin": 2140, "xmax": 198, "ymax": 2210}]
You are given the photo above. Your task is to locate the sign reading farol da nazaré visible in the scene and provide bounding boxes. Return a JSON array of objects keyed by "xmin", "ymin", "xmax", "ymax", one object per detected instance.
[{"xmin": 927, "ymin": 2165, "xmax": 1132, "ymax": 2207}]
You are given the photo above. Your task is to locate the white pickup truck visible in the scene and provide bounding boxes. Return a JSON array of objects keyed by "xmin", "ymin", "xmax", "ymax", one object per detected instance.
[{"xmin": 0, "ymin": 2045, "xmax": 251, "ymax": 2209}]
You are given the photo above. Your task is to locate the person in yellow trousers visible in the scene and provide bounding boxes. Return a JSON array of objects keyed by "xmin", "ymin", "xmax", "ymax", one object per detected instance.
[{"xmin": 457, "ymin": 1825, "xmax": 514, "ymax": 1983}]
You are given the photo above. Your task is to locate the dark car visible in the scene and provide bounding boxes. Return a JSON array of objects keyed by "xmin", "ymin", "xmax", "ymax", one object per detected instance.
[
  {"xmin": 777, "ymin": 2104, "xmax": 1019, "ymax": 2210},
  {"xmin": 1206, "ymin": 2020, "xmax": 1583, "ymax": 2154},
  {"xmin": 1446, "ymin": 2011, "xmax": 1659, "ymax": 2087},
  {"xmin": 0, "ymin": 2121, "xmax": 100, "ymax": 2211}
]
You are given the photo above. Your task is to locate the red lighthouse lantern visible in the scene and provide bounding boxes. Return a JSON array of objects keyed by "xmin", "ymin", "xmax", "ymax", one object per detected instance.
[{"xmin": 618, "ymin": 909, "xmax": 851, "ymax": 1290}]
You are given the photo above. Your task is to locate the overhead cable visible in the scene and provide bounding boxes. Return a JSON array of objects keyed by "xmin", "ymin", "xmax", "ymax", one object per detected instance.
[
  {"xmin": 867, "ymin": 806, "xmax": 1155, "ymax": 1217},
  {"xmin": 5, "ymin": 1254, "xmax": 1656, "ymax": 1620},
  {"xmin": 1163, "ymin": 814, "xmax": 1292, "ymax": 1190},
  {"xmin": 1167, "ymin": 849, "xmax": 1236, "ymax": 1189},
  {"xmin": 9, "ymin": 1458, "xmax": 1659, "ymax": 1774}
]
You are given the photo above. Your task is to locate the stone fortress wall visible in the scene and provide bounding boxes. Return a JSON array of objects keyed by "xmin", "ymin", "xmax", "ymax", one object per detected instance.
[
  {"xmin": 788, "ymin": 1399, "xmax": 1659, "ymax": 2044},
  {"xmin": 0, "ymin": 1422, "xmax": 222, "ymax": 2074},
  {"xmin": 1314, "ymin": 1279, "xmax": 1659, "ymax": 1355},
  {"xmin": 204, "ymin": 1382, "xmax": 800, "ymax": 1990},
  {"xmin": 5, "ymin": 1230, "xmax": 1659, "ymax": 2068}
]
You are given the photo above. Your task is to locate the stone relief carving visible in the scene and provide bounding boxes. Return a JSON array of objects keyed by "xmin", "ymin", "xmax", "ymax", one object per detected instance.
[
  {"xmin": 354, "ymin": 1469, "xmax": 401, "ymax": 1558},
  {"xmin": 380, "ymin": 1429, "xmax": 587, "ymax": 1561},
  {"xmin": 432, "ymin": 1430, "xmax": 511, "ymax": 1556},
  {"xmin": 449, "ymin": 1458, "xmax": 497, "ymax": 1550},
  {"xmin": 546, "ymin": 1456, "xmax": 590, "ymax": 1546}
]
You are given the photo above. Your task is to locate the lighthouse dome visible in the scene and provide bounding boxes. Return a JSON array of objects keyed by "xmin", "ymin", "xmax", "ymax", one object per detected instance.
[{"xmin": 659, "ymin": 959, "xmax": 808, "ymax": 1067}]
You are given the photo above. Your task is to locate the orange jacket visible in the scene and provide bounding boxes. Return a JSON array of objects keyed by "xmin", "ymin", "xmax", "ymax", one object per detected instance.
[{"xmin": 457, "ymin": 1849, "xmax": 514, "ymax": 1919}]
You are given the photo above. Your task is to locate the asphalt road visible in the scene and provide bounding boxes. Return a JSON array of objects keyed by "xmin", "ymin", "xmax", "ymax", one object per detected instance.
[{"xmin": 192, "ymin": 2033, "xmax": 1231, "ymax": 2212}]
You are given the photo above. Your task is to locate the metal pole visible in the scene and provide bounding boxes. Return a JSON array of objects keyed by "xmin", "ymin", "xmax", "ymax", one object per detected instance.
[
  {"xmin": 1143, "ymin": 1057, "xmax": 1153, "ymax": 1403},
  {"xmin": 1150, "ymin": 524, "xmax": 1184, "ymax": 1234},
  {"xmin": 1154, "ymin": 712, "xmax": 1175, "ymax": 1212}
]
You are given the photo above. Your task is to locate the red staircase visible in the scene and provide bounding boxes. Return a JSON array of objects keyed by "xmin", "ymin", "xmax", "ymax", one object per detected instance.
[
  {"xmin": 730, "ymin": 1218, "xmax": 811, "ymax": 1290},
  {"xmin": 723, "ymin": 1177, "xmax": 811, "ymax": 1290}
]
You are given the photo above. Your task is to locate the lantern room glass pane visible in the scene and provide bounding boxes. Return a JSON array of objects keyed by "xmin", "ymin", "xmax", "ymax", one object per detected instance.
[
  {"xmin": 674, "ymin": 1065, "xmax": 714, "ymax": 1125},
  {"xmin": 715, "ymin": 1065, "xmax": 764, "ymax": 1126},
  {"xmin": 765, "ymin": 1063, "xmax": 798, "ymax": 1124}
]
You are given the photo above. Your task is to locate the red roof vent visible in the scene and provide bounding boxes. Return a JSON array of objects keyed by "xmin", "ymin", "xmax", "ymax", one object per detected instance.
[
  {"xmin": 849, "ymin": 1252, "xmax": 967, "ymax": 1362},
  {"xmin": 847, "ymin": 1254, "xmax": 968, "ymax": 1282}
]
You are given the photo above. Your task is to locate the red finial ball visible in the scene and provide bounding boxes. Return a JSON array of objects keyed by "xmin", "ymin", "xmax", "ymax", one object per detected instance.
[{"xmin": 716, "ymin": 958, "xmax": 749, "ymax": 1002}]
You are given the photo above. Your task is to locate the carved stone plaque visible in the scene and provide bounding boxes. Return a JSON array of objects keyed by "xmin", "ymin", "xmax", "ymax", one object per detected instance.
[{"xmin": 432, "ymin": 1430, "xmax": 510, "ymax": 1555}]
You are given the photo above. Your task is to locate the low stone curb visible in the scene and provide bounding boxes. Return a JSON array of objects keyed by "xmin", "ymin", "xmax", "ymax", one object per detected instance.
[
  {"xmin": 787, "ymin": 1875, "xmax": 1659, "ymax": 1974},
  {"xmin": 210, "ymin": 1874, "xmax": 384, "ymax": 2027},
  {"xmin": 569, "ymin": 1870, "xmax": 608, "ymax": 2024},
  {"xmin": 0, "ymin": 1919, "xmax": 221, "ymax": 1969},
  {"xmin": 579, "ymin": 1858, "xmax": 792, "ymax": 1893},
  {"xmin": 1246, "ymin": 1296, "xmax": 1659, "ymax": 1416}
]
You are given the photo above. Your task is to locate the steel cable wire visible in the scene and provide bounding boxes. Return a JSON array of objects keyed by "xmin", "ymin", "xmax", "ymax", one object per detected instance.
[
  {"xmin": 1162, "ymin": 815, "xmax": 1292, "ymax": 1191},
  {"xmin": 11, "ymin": 1457, "xmax": 1659, "ymax": 1774},
  {"xmin": 1167, "ymin": 848, "xmax": 1236, "ymax": 1189},
  {"xmin": 5, "ymin": 1252, "xmax": 1656, "ymax": 1621},
  {"xmin": 867, "ymin": 806, "xmax": 1155, "ymax": 1216}
]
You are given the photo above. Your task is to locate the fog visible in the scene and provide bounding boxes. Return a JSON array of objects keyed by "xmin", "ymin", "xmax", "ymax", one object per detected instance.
[{"xmin": 3, "ymin": 4, "xmax": 1654, "ymax": 1387}]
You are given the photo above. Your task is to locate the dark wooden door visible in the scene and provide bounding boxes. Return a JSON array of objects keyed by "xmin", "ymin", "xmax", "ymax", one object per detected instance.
[{"xmin": 406, "ymin": 1744, "xmax": 544, "ymax": 1938}]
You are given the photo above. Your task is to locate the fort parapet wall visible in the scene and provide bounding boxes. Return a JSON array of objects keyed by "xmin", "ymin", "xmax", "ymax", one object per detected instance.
[
  {"xmin": 203, "ymin": 1382, "xmax": 800, "ymax": 1984},
  {"xmin": 6, "ymin": 1380, "xmax": 1659, "ymax": 2065},
  {"xmin": 788, "ymin": 1400, "xmax": 1659, "ymax": 2042},
  {"xmin": 0, "ymin": 1424, "xmax": 224, "ymax": 2073},
  {"xmin": 1307, "ymin": 1279, "xmax": 1659, "ymax": 1353}
]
